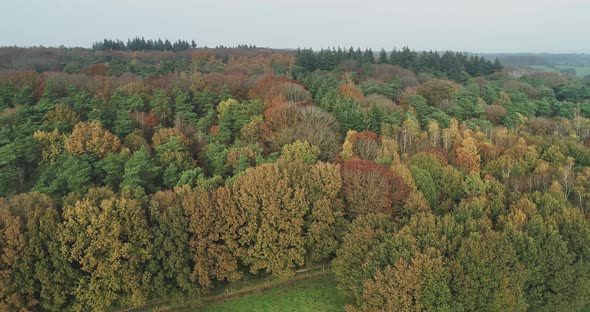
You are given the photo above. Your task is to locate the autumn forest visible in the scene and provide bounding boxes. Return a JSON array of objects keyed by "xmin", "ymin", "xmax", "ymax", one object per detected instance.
[{"xmin": 1, "ymin": 41, "xmax": 590, "ymax": 311}]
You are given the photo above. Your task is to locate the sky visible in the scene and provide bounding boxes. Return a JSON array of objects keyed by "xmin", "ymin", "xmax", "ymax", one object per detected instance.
[{"xmin": 1, "ymin": 0, "xmax": 589, "ymax": 53}]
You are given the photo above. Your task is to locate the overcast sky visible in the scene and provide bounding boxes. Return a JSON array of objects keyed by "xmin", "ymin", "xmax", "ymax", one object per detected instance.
[{"xmin": 2, "ymin": 0, "xmax": 589, "ymax": 53}]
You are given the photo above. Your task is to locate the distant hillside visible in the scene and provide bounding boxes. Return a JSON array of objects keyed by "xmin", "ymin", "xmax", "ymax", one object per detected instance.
[
  {"xmin": 478, "ymin": 53, "xmax": 590, "ymax": 77},
  {"xmin": 479, "ymin": 53, "xmax": 590, "ymax": 66}
]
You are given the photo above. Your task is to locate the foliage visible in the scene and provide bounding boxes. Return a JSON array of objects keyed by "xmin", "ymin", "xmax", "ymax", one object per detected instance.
[
  {"xmin": 64, "ymin": 121, "xmax": 121, "ymax": 159},
  {"xmin": 1, "ymin": 44, "xmax": 590, "ymax": 311}
]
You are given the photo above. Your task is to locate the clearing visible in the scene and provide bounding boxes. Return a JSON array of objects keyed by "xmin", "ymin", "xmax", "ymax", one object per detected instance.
[
  {"xmin": 122, "ymin": 267, "xmax": 348, "ymax": 312},
  {"xmin": 197, "ymin": 272, "xmax": 346, "ymax": 312}
]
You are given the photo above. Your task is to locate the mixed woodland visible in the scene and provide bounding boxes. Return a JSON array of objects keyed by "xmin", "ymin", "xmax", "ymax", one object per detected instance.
[{"xmin": 1, "ymin": 42, "xmax": 590, "ymax": 311}]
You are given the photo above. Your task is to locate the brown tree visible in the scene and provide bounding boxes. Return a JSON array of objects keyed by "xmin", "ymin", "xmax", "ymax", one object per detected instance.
[{"xmin": 182, "ymin": 186, "xmax": 242, "ymax": 288}]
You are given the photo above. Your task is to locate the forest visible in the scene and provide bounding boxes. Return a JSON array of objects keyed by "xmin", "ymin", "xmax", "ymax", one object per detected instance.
[{"xmin": 1, "ymin": 41, "xmax": 590, "ymax": 311}]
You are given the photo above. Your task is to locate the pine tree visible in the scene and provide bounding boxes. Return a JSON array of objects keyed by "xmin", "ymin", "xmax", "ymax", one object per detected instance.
[
  {"xmin": 173, "ymin": 88, "xmax": 197, "ymax": 129},
  {"xmin": 378, "ymin": 49, "xmax": 388, "ymax": 64}
]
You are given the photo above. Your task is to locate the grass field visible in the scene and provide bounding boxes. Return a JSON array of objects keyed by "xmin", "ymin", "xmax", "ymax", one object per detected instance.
[
  {"xmin": 529, "ymin": 65, "xmax": 590, "ymax": 77},
  {"xmin": 530, "ymin": 65, "xmax": 556, "ymax": 72},
  {"xmin": 196, "ymin": 273, "xmax": 347, "ymax": 312},
  {"xmin": 555, "ymin": 65, "xmax": 590, "ymax": 77}
]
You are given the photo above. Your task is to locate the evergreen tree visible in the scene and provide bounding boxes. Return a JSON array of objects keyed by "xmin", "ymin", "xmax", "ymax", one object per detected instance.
[
  {"xmin": 378, "ymin": 49, "xmax": 388, "ymax": 64},
  {"xmin": 173, "ymin": 88, "xmax": 197, "ymax": 129}
]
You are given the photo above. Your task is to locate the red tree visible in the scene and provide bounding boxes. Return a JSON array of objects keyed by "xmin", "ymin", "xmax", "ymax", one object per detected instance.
[{"xmin": 342, "ymin": 159, "xmax": 410, "ymax": 218}]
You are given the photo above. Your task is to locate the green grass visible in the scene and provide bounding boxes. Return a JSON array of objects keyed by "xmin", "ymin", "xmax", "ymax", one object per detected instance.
[
  {"xmin": 197, "ymin": 273, "xmax": 347, "ymax": 312},
  {"xmin": 555, "ymin": 65, "xmax": 590, "ymax": 77},
  {"xmin": 530, "ymin": 65, "xmax": 556, "ymax": 72},
  {"xmin": 529, "ymin": 65, "xmax": 590, "ymax": 77}
]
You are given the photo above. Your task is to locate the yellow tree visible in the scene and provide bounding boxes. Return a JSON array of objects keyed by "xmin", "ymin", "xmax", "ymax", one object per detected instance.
[
  {"xmin": 182, "ymin": 186, "xmax": 242, "ymax": 288},
  {"xmin": 427, "ymin": 121, "xmax": 441, "ymax": 147},
  {"xmin": 441, "ymin": 118, "xmax": 459, "ymax": 151},
  {"xmin": 230, "ymin": 163, "xmax": 309, "ymax": 278},
  {"xmin": 0, "ymin": 208, "xmax": 25, "ymax": 311},
  {"xmin": 305, "ymin": 162, "xmax": 344, "ymax": 262},
  {"xmin": 44, "ymin": 103, "xmax": 80, "ymax": 130},
  {"xmin": 151, "ymin": 127, "xmax": 189, "ymax": 149},
  {"xmin": 359, "ymin": 250, "xmax": 451, "ymax": 312},
  {"xmin": 276, "ymin": 141, "xmax": 345, "ymax": 262},
  {"xmin": 33, "ymin": 129, "xmax": 65, "ymax": 163},
  {"xmin": 455, "ymin": 130, "xmax": 481, "ymax": 173},
  {"xmin": 64, "ymin": 122, "xmax": 121, "ymax": 159},
  {"xmin": 340, "ymin": 130, "xmax": 357, "ymax": 161},
  {"xmin": 0, "ymin": 193, "xmax": 74, "ymax": 311},
  {"xmin": 59, "ymin": 188, "xmax": 152, "ymax": 310}
]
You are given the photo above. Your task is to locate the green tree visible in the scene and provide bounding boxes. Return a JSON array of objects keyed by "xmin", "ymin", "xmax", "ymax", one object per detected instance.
[
  {"xmin": 378, "ymin": 49, "xmax": 388, "ymax": 64},
  {"xmin": 449, "ymin": 231, "xmax": 526, "ymax": 311},
  {"xmin": 411, "ymin": 166, "xmax": 438, "ymax": 209},
  {"xmin": 97, "ymin": 152, "xmax": 128, "ymax": 191},
  {"xmin": 449, "ymin": 83, "xmax": 486, "ymax": 121},
  {"xmin": 34, "ymin": 154, "xmax": 94, "ymax": 198},
  {"xmin": 155, "ymin": 137, "xmax": 194, "ymax": 188},
  {"xmin": 333, "ymin": 213, "xmax": 396, "ymax": 303},
  {"xmin": 120, "ymin": 148, "xmax": 161, "ymax": 195},
  {"xmin": 149, "ymin": 189, "xmax": 194, "ymax": 295},
  {"xmin": 114, "ymin": 110, "xmax": 134, "ymax": 138},
  {"xmin": 150, "ymin": 89, "xmax": 173, "ymax": 126},
  {"xmin": 0, "ymin": 137, "xmax": 40, "ymax": 196},
  {"xmin": 332, "ymin": 98, "xmax": 367, "ymax": 132},
  {"xmin": 201, "ymin": 141, "xmax": 228, "ymax": 177},
  {"xmin": 174, "ymin": 88, "xmax": 197, "ymax": 129},
  {"xmin": 0, "ymin": 84, "xmax": 15, "ymax": 110},
  {"xmin": 111, "ymin": 88, "xmax": 144, "ymax": 111}
]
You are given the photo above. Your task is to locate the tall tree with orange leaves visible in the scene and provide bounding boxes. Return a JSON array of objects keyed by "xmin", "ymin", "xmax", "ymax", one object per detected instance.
[{"xmin": 65, "ymin": 121, "xmax": 121, "ymax": 159}]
